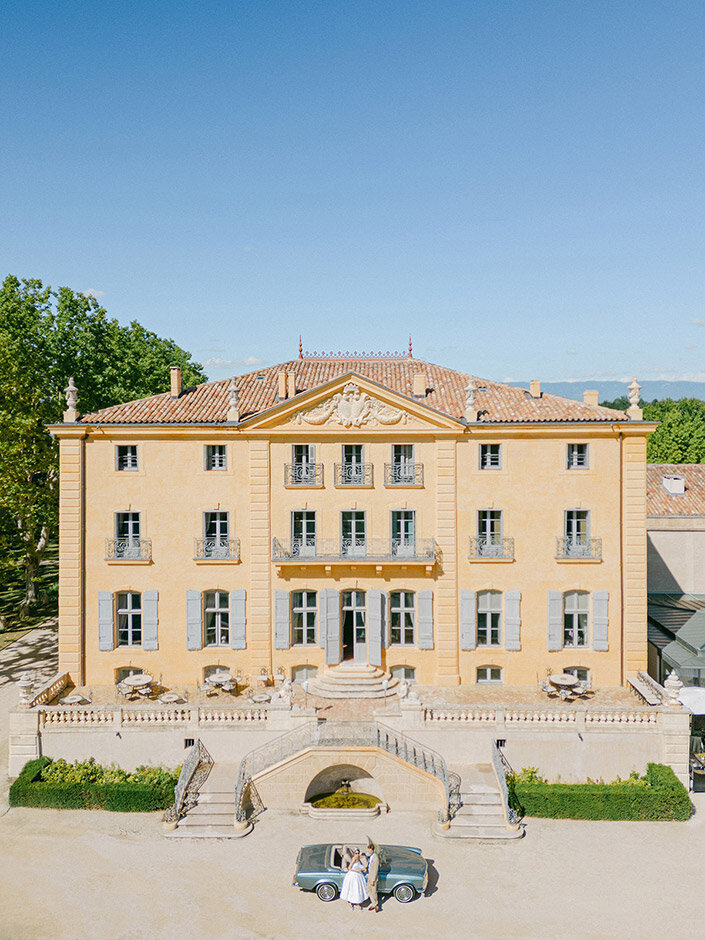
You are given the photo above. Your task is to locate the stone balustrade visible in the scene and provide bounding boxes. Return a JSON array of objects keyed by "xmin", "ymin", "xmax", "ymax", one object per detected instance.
[
  {"xmin": 25, "ymin": 673, "xmax": 70, "ymax": 709},
  {"xmin": 423, "ymin": 705, "xmax": 659, "ymax": 726},
  {"xmin": 37, "ymin": 705, "xmax": 269, "ymax": 728}
]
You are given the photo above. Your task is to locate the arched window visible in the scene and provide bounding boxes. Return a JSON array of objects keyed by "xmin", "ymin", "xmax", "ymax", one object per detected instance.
[
  {"xmin": 477, "ymin": 591, "xmax": 502, "ymax": 646},
  {"xmin": 116, "ymin": 592, "xmax": 141, "ymax": 647},
  {"xmin": 476, "ymin": 665, "xmax": 502, "ymax": 684},
  {"xmin": 563, "ymin": 666, "xmax": 590, "ymax": 686},
  {"xmin": 390, "ymin": 665, "xmax": 416, "ymax": 682},
  {"xmin": 389, "ymin": 591, "xmax": 415, "ymax": 645},
  {"xmin": 292, "ymin": 664, "xmax": 318, "ymax": 684},
  {"xmin": 564, "ymin": 592, "xmax": 589, "ymax": 647},
  {"xmin": 204, "ymin": 590, "xmax": 230, "ymax": 646},
  {"xmin": 291, "ymin": 591, "xmax": 317, "ymax": 645}
]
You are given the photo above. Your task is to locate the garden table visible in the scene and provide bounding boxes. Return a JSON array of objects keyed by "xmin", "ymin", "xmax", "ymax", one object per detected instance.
[
  {"xmin": 159, "ymin": 693, "xmax": 181, "ymax": 704},
  {"xmin": 123, "ymin": 673, "xmax": 153, "ymax": 689},
  {"xmin": 548, "ymin": 673, "xmax": 579, "ymax": 689},
  {"xmin": 206, "ymin": 671, "xmax": 231, "ymax": 687}
]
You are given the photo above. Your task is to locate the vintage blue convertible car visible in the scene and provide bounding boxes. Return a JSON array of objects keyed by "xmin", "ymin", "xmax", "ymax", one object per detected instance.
[{"xmin": 293, "ymin": 842, "xmax": 428, "ymax": 903}]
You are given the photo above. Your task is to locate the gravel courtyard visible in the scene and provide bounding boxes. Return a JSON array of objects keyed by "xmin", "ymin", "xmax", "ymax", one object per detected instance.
[{"xmin": 1, "ymin": 627, "xmax": 703, "ymax": 940}]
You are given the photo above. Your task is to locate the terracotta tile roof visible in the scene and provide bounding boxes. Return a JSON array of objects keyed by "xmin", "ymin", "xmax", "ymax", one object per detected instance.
[
  {"xmin": 79, "ymin": 357, "xmax": 628, "ymax": 426},
  {"xmin": 647, "ymin": 464, "xmax": 705, "ymax": 516}
]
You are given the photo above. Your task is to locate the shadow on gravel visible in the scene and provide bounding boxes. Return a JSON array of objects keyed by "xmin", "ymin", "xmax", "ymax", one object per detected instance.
[
  {"xmin": 424, "ymin": 857, "xmax": 439, "ymax": 896},
  {"xmin": 0, "ymin": 624, "xmax": 58, "ymax": 687}
]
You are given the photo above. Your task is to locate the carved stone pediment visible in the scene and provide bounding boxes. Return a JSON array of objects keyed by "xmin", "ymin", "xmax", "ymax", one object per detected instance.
[{"xmin": 294, "ymin": 383, "xmax": 408, "ymax": 428}]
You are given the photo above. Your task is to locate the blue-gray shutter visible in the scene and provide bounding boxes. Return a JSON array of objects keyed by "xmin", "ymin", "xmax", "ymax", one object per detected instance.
[
  {"xmin": 274, "ymin": 590, "xmax": 290, "ymax": 650},
  {"xmin": 142, "ymin": 590, "xmax": 159, "ymax": 650},
  {"xmin": 98, "ymin": 591, "xmax": 114, "ymax": 651},
  {"xmin": 230, "ymin": 589, "xmax": 246, "ymax": 649},
  {"xmin": 460, "ymin": 590, "xmax": 476, "ymax": 651},
  {"xmin": 417, "ymin": 590, "xmax": 434, "ymax": 649},
  {"xmin": 368, "ymin": 589, "xmax": 383, "ymax": 667},
  {"xmin": 547, "ymin": 590, "xmax": 563, "ymax": 651},
  {"xmin": 592, "ymin": 591, "xmax": 609, "ymax": 651},
  {"xmin": 323, "ymin": 588, "xmax": 341, "ymax": 665},
  {"xmin": 318, "ymin": 590, "xmax": 327, "ymax": 648},
  {"xmin": 186, "ymin": 590, "xmax": 203, "ymax": 650},
  {"xmin": 505, "ymin": 591, "xmax": 521, "ymax": 651}
]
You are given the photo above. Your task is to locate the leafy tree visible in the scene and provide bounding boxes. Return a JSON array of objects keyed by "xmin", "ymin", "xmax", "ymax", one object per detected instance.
[
  {"xmin": 643, "ymin": 398, "xmax": 705, "ymax": 463},
  {"xmin": 0, "ymin": 275, "xmax": 206, "ymax": 616},
  {"xmin": 599, "ymin": 396, "xmax": 646, "ymax": 411}
]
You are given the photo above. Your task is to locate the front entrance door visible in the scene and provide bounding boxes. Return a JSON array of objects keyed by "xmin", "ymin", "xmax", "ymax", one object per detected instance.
[{"xmin": 341, "ymin": 590, "xmax": 366, "ymax": 662}]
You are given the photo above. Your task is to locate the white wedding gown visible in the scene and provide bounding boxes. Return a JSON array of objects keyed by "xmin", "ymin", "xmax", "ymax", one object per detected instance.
[{"xmin": 340, "ymin": 861, "xmax": 369, "ymax": 905}]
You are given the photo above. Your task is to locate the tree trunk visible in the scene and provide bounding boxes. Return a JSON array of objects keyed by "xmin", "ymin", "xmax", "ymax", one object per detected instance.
[{"xmin": 19, "ymin": 524, "xmax": 50, "ymax": 617}]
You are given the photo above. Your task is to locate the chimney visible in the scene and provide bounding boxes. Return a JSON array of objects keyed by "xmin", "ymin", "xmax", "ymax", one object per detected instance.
[
  {"xmin": 277, "ymin": 372, "xmax": 287, "ymax": 399},
  {"xmin": 583, "ymin": 390, "xmax": 599, "ymax": 406},
  {"xmin": 662, "ymin": 475, "xmax": 685, "ymax": 496},
  {"xmin": 170, "ymin": 366, "xmax": 182, "ymax": 398},
  {"xmin": 287, "ymin": 371, "xmax": 297, "ymax": 399},
  {"xmin": 529, "ymin": 379, "xmax": 541, "ymax": 399},
  {"xmin": 413, "ymin": 372, "xmax": 426, "ymax": 398}
]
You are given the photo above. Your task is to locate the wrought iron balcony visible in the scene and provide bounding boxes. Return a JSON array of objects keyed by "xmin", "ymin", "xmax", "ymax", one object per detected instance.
[
  {"xmin": 105, "ymin": 538, "xmax": 152, "ymax": 561},
  {"xmin": 272, "ymin": 537, "xmax": 436, "ymax": 563},
  {"xmin": 194, "ymin": 537, "xmax": 240, "ymax": 561},
  {"xmin": 556, "ymin": 537, "xmax": 602, "ymax": 560},
  {"xmin": 284, "ymin": 463, "xmax": 323, "ymax": 486},
  {"xmin": 334, "ymin": 463, "xmax": 373, "ymax": 486},
  {"xmin": 468, "ymin": 536, "xmax": 515, "ymax": 560},
  {"xmin": 384, "ymin": 462, "xmax": 424, "ymax": 486}
]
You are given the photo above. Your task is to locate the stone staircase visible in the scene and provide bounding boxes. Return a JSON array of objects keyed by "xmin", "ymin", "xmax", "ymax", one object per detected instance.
[
  {"xmin": 436, "ymin": 763, "xmax": 524, "ymax": 841},
  {"xmin": 307, "ymin": 662, "xmax": 399, "ymax": 699},
  {"xmin": 165, "ymin": 763, "xmax": 240, "ymax": 839}
]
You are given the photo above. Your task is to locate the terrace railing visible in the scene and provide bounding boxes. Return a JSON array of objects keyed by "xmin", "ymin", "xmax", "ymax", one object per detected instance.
[
  {"xmin": 468, "ymin": 536, "xmax": 515, "ymax": 560},
  {"xmin": 555, "ymin": 537, "xmax": 602, "ymax": 560},
  {"xmin": 334, "ymin": 463, "xmax": 373, "ymax": 486},
  {"xmin": 193, "ymin": 537, "xmax": 240, "ymax": 561},
  {"xmin": 384, "ymin": 462, "xmax": 424, "ymax": 486},
  {"xmin": 272, "ymin": 537, "xmax": 436, "ymax": 563},
  {"xmin": 105, "ymin": 538, "xmax": 152, "ymax": 561},
  {"xmin": 284, "ymin": 463, "xmax": 323, "ymax": 486},
  {"xmin": 164, "ymin": 738, "xmax": 213, "ymax": 822}
]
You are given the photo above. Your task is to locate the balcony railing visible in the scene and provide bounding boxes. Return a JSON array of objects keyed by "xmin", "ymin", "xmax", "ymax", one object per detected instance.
[
  {"xmin": 272, "ymin": 537, "xmax": 436, "ymax": 563},
  {"xmin": 334, "ymin": 463, "xmax": 373, "ymax": 486},
  {"xmin": 105, "ymin": 538, "xmax": 152, "ymax": 561},
  {"xmin": 468, "ymin": 536, "xmax": 515, "ymax": 560},
  {"xmin": 384, "ymin": 462, "xmax": 423, "ymax": 486},
  {"xmin": 284, "ymin": 463, "xmax": 323, "ymax": 486},
  {"xmin": 556, "ymin": 537, "xmax": 602, "ymax": 560},
  {"xmin": 194, "ymin": 537, "xmax": 241, "ymax": 561}
]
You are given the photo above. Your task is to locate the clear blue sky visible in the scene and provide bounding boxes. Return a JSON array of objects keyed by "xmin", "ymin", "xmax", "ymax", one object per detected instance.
[{"xmin": 2, "ymin": 0, "xmax": 704, "ymax": 385}]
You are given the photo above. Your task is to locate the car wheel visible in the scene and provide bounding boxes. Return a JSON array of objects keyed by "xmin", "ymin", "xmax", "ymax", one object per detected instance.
[
  {"xmin": 394, "ymin": 883, "xmax": 416, "ymax": 903},
  {"xmin": 316, "ymin": 883, "xmax": 338, "ymax": 902}
]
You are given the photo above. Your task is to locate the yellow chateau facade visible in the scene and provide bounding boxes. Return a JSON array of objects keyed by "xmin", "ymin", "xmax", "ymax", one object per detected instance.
[{"xmin": 50, "ymin": 352, "xmax": 653, "ymax": 690}]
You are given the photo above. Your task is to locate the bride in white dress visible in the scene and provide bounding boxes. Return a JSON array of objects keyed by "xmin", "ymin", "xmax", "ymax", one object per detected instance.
[{"xmin": 339, "ymin": 850, "xmax": 369, "ymax": 909}]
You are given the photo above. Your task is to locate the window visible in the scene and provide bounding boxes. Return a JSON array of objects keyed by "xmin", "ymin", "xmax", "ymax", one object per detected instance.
[
  {"xmin": 341, "ymin": 511, "xmax": 366, "ymax": 556},
  {"xmin": 564, "ymin": 510, "xmax": 590, "ymax": 554},
  {"xmin": 567, "ymin": 443, "xmax": 589, "ymax": 469},
  {"xmin": 389, "ymin": 444, "xmax": 416, "ymax": 484},
  {"xmin": 563, "ymin": 666, "xmax": 590, "ymax": 685},
  {"xmin": 390, "ymin": 591, "xmax": 415, "ymax": 645},
  {"xmin": 477, "ymin": 510, "xmax": 502, "ymax": 555},
  {"xmin": 477, "ymin": 665, "xmax": 502, "ymax": 683},
  {"xmin": 292, "ymin": 511, "xmax": 316, "ymax": 557},
  {"xmin": 116, "ymin": 592, "xmax": 141, "ymax": 647},
  {"xmin": 292, "ymin": 591, "xmax": 317, "ymax": 645},
  {"xmin": 203, "ymin": 511, "xmax": 229, "ymax": 557},
  {"xmin": 114, "ymin": 512, "xmax": 141, "ymax": 558},
  {"xmin": 116, "ymin": 667, "xmax": 143, "ymax": 682},
  {"xmin": 290, "ymin": 444, "xmax": 317, "ymax": 485},
  {"xmin": 564, "ymin": 591, "xmax": 589, "ymax": 647},
  {"xmin": 204, "ymin": 590, "xmax": 229, "ymax": 646},
  {"xmin": 341, "ymin": 444, "xmax": 365, "ymax": 484},
  {"xmin": 116, "ymin": 445, "xmax": 138, "ymax": 471},
  {"xmin": 205, "ymin": 444, "xmax": 227, "ymax": 470},
  {"xmin": 477, "ymin": 591, "xmax": 502, "ymax": 646},
  {"xmin": 391, "ymin": 510, "xmax": 416, "ymax": 556},
  {"xmin": 390, "ymin": 665, "xmax": 416, "ymax": 682},
  {"xmin": 479, "ymin": 444, "xmax": 501, "ymax": 469},
  {"xmin": 292, "ymin": 664, "xmax": 318, "ymax": 684}
]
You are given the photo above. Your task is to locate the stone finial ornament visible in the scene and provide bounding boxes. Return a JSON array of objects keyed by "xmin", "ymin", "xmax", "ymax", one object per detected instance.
[
  {"xmin": 663, "ymin": 670, "xmax": 684, "ymax": 707},
  {"xmin": 17, "ymin": 670, "xmax": 35, "ymax": 708},
  {"xmin": 464, "ymin": 381, "xmax": 477, "ymax": 422},
  {"xmin": 63, "ymin": 377, "xmax": 79, "ymax": 422},
  {"xmin": 226, "ymin": 378, "xmax": 240, "ymax": 423},
  {"xmin": 627, "ymin": 376, "xmax": 643, "ymax": 421}
]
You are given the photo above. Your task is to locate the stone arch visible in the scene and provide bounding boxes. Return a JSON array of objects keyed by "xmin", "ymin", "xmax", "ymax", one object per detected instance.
[{"xmin": 304, "ymin": 762, "xmax": 381, "ymax": 802}]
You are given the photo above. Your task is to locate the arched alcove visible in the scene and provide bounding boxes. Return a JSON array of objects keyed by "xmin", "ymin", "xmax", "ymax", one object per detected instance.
[{"xmin": 304, "ymin": 762, "xmax": 382, "ymax": 802}]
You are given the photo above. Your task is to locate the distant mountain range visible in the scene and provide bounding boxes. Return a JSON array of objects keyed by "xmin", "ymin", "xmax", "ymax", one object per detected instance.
[{"xmin": 509, "ymin": 380, "xmax": 705, "ymax": 404}]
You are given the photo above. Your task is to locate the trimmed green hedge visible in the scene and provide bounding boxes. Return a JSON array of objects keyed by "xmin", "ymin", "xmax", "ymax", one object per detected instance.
[
  {"xmin": 508, "ymin": 763, "xmax": 690, "ymax": 821},
  {"xmin": 9, "ymin": 757, "xmax": 177, "ymax": 812}
]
